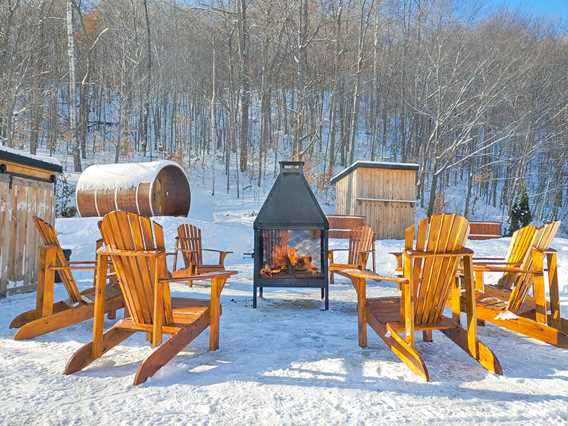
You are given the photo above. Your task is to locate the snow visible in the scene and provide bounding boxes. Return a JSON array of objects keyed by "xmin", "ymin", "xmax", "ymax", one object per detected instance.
[
  {"xmin": 0, "ymin": 145, "xmax": 62, "ymax": 167},
  {"xmin": 75, "ymin": 160, "xmax": 186, "ymax": 191},
  {"xmin": 1, "ymin": 185, "xmax": 568, "ymax": 424}
]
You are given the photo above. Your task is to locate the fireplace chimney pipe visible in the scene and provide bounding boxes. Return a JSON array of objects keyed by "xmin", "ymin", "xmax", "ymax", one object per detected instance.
[{"xmin": 280, "ymin": 161, "xmax": 304, "ymax": 173}]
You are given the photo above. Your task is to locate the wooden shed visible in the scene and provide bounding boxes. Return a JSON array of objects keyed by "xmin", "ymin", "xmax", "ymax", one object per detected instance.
[
  {"xmin": 76, "ymin": 160, "xmax": 191, "ymax": 217},
  {"xmin": 0, "ymin": 146, "xmax": 61, "ymax": 297},
  {"xmin": 330, "ymin": 161, "xmax": 419, "ymax": 239}
]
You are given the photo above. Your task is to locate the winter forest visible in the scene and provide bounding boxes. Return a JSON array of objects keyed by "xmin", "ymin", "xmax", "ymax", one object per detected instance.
[{"xmin": 1, "ymin": 0, "xmax": 567, "ymax": 229}]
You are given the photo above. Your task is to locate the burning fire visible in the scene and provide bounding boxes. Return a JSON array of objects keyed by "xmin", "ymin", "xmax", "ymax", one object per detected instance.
[{"xmin": 260, "ymin": 247, "xmax": 318, "ymax": 278}]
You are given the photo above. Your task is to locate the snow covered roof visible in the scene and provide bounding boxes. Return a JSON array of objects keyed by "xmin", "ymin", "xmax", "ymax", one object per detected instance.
[
  {"xmin": 330, "ymin": 160, "xmax": 419, "ymax": 184},
  {"xmin": 76, "ymin": 160, "xmax": 187, "ymax": 191},
  {"xmin": 0, "ymin": 145, "xmax": 62, "ymax": 173}
]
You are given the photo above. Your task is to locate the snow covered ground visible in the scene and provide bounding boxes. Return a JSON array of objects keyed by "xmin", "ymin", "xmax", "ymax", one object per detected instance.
[{"xmin": 1, "ymin": 186, "xmax": 568, "ymax": 425}]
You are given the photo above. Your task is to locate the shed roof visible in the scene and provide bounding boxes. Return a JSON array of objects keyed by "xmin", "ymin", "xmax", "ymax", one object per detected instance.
[
  {"xmin": 0, "ymin": 146, "xmax": 63, "ymax": 173},
  {"xmin": 330, "ymin": 160, "xmax": 419, "ymax": 184}
]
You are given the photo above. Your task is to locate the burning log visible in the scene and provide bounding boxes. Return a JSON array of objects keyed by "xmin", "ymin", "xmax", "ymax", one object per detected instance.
[{"xmin": 260, "ymin": 247, "xmax": 318, "ymax": 278}]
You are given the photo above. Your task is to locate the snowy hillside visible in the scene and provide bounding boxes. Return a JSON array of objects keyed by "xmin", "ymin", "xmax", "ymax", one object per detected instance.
[{"xmin": 1, "ymin": 182, "xmax": 567, "ymax": 425}]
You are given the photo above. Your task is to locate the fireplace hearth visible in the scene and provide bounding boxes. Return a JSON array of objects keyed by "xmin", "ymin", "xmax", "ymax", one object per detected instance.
[{"xmin": 253, "ymin": 161, "xmax": 329, "ymax": 309}]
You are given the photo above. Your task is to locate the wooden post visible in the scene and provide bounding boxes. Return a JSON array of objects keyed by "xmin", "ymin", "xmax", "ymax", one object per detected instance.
[
  {"xmin": 92, "ymin": 253, "xmax": 108, "ymax": 358},
  {"xmin": 152, "ymin": 257, "xmax": 163, "ymax": 347},
  {"xmin": 36, "ymin": 246, "xmax": 57, "ymax": 317},
  {"xmin": 474, "ymin": 269, "xmax": 484, "ymax": 292},
  {"xmin": 353, "ymin": 277, "xmax": 367, "ymax": 348},
  {"xmin": 462, "ymin": 255, "xmax": 478, "ymax": 358},
  {"xmin": 547, "ymin": 251, "xmax": 560, "ymax": 327},
  {"xmin": 532, "ymin": 249, "xmax": 547, "ymax": 324},
  {"xmin": 403, "ymin": 252, "xmax": 414, "ymax": 346},
  {"xmin": 209, "ymin": 276, "xmax": 223, "ymax": 351}
]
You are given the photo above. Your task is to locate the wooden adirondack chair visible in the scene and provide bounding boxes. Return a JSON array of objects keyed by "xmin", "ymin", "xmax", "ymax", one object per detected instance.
[
  {"xmin": 65, "ymin": 211, "xmax": 237, "ymax": 385},
  {"xmin": 472, "ymin": 223, "xmax": 536, "ymax": 291},
  {"xmin": 472, "ymin": 221, "xmax": 568, "ymax": 349},
  {"xmin": 9, "ymin": 216, "xmax": 123, "ymax": 340},
  {"xmin": 339, "ymin": 214, "xmax": 502, "ymax": 381},
  {"xmin": 328, "ymin": 225, "xmax": 374, "ymax": 284},
  {"xmin": 173, "ymin": 224, "xmax": 233, "ymax": 285}
]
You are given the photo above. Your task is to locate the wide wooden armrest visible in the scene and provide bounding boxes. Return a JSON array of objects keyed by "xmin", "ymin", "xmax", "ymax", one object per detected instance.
[
  {"xmin": 405, "ymin": 248, "xmax": 474, "ymax": 258},
  {"xmin": 473, "ymin": 256, "xmax": 506, "ymax": 261},
  {"xmin": 97, "ymin": 247, "xmax": 165, "ymax": 257},
  {"xmin": 337, "ymin": 268, "xmax": 408, "ymax": 283},
  {"xmin": 473, "ymin": 260, "xmax": 517, "ymax": 266},
  {"xmin": 203, "ymin": 249, "xmax": 233, "ymax": 254},
  {"xmin": 473, "ymin": 264, "xmax": 528, "ymax": 273},
  {"xmin": 50, "ymin": 265, "xmax": 97, "ymax": 271},
  {"xmin": 166, "ymin": 269, "xmax": 238, "ymax": 283},
  {"xmin": 544, "ymin": 248, "xmax": 557, "ymax": 254}
]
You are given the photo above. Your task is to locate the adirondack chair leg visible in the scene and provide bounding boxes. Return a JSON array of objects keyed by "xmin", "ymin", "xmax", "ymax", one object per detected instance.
[
  {"xmin": 532, "ymin": 250, "xmax": 548, "ymax": 324},
  {"xmin": 350, "ymin": 277, "xmax": 367, "ymax": 348},
  {"xmin": 253, "ymin": 284, "xmax": 258, "ymax": 308},
  {"xmin": 10, "ymin": 300, "xmax": 71, "ymax": 329},
  {"xmin": 36, "ymin": 246, "xmax": 57, "ymax": 317},
  {"xmin": 107, "ymin": 310, "xmax": 116, "ymax": 320},
  {"xmin": 65, "ymin": 324, "xmax": 135, "ymax": 375},
  {"xmin": 441, "ymin": 327, "xmax": 503, "ymax": 374},
  {"xmin": 14, "ymin": 297, "xmax": 124, "ymax": 341},
  {"xmin": 133, "ymin": 312, "xmax": 210, "ymax": 385},
  {"xmin": 209, "ymin": 277, "xmax": 225, "ymax": 351},
  {"xmin": 9, "ymin": 310, "xmax": 39, "ymax": 329},
  {"xmin": 259, "ymin": 287, "xmax": 263, "ymax": 298},
  {"xmin": 422, "ymin": 331, "xmax": 433, "ymax": 342},
  {"xmin": 479, "ymin": 309, "xmax": 568, "ymax": 349},
  {"xmin": 366, "ymin": 315, "xmax": 428, "ymax": 381},
  {"xmin": 546, "ymin": 252, "xmax": 561, "ymax": 328}
]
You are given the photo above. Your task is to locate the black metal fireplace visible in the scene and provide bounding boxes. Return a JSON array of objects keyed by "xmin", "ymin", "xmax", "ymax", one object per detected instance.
[{"xmin": 253, "ymin": 161, "xmax": 329, "ymax": 309}]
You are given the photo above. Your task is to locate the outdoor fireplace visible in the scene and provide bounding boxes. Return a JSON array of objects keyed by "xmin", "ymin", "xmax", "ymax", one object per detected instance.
[{"xmin": 253, "ymin": 161, "xmax": 329, "ymax": 309}]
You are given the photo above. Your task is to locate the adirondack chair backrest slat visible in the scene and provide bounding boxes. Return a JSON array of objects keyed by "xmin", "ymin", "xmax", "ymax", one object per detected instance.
[
  {"xmin": 347, "ymin": 225, "xmax": 374, "ymax": 267},
  {"xmin": 507, "ymin": 221, "xmax": 560, "ymax": 313},
  {"xmin": 33, "ymin": 216, "xmax": 82, "ymax": 303},
  {"xmin": 177, "ymin": 224, "xmax": 203, "ymax": 268},
  {"xmin": 408, "ymin": 214, "xmax": 469, "ymax": 326},
  {"xmin": 497, "ymin": 224, "xmax": 537, "ymax": 289},
  {"xmin": 100, "ymin": 211, "xmax": 172, "ymax": 326}
]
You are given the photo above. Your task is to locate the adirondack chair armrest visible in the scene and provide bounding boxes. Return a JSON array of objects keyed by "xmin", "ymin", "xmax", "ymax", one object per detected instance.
[
  {"xmin": 203, "ymin": 249, "xmax": 233, "ymax": 266},
  {"xmin": 339, "ymin": 269, "xmax": 408, "ymax": 284},
  {"xmin": 473, "ymin": 260, "xmax": 517, "ymax": 266},
  {"xmin": 97, "ymin": 247, "xmax": 166, "ymax": 257},
  {"xmin": 473, "ymin": 264, "xmax": 528, "ymax": 273},
  {"xmin": 544, "ymin": 248, "xmax": 557, "ymax": 254},
  {"xmin": 473, "ymin": 256, "xmax": 506, "ymax": 261},
  {"xmin": 405, "ymin": 248, "xmax": 474, "ymax": 258}
]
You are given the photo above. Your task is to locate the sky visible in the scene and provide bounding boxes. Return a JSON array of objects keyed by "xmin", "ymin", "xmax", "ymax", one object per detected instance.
[{"xmin": 488, "ymin": 0, "xmax": 568, "ymax": 20}]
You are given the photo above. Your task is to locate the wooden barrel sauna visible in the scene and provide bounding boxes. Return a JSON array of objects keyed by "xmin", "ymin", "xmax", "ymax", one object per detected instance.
[{"xmin": 76, "ymin": 160, "xmax": 191, "ymax": 217}]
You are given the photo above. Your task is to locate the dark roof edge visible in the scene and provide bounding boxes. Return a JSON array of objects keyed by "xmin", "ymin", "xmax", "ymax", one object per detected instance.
[
  {"xmin": 330, "ymin": 161, "xmax": 419, "ymax": 184},
  {"xmin": 0, "ymin": 149, "xmax": 63, "ymax": 173}
]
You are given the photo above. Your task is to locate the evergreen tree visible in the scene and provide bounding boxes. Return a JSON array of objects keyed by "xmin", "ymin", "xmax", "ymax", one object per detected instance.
[{"xmin": 509, "ymin": 185, "xmax": 532, "ymax": 234}]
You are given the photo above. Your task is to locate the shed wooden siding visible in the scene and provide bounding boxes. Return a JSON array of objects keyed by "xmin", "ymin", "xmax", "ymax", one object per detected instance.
[
  {"xmin": 334, "ymin": 166, "xmax": 417, "ymax": 239},
  {"xmin": 0, "ymin": 176, "xmax": 55, "ymax": 296}
]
